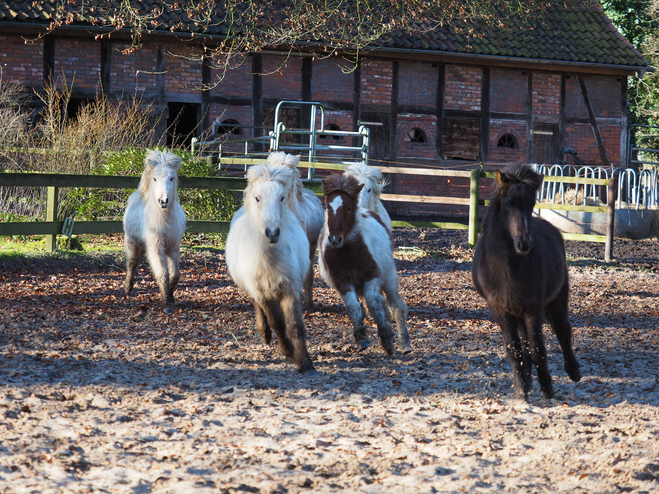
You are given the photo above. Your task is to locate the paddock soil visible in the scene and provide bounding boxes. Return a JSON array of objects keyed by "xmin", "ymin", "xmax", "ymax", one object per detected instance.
[{"xmin": 0, "ymin": 230, "xmax": 658, "ymax": 494}]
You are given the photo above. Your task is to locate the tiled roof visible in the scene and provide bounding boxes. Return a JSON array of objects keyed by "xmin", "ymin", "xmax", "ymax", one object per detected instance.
[{"xmin": 0, "ymin": 0, "xmax": 650, "ymax": 69}]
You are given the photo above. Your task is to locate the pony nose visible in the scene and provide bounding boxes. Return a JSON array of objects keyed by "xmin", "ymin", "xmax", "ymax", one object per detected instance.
[
  {"xmin": 159, "ymin": 197, "xmax": 169, "ymax": 209},
  {"xmin": 514, "ymin": 234, "xmax": 534, "ymax": 255},
  {"xmin": 265, "ymin": 227, "xmax": 280, "ymax": 243},
  {"xmin": 329, "ymin": 235, "xmax": 343, "ymax": 248}
]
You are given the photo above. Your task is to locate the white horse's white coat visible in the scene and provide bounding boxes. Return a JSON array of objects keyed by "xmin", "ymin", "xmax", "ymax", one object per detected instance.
[
  {"xmin": 123, "ymin": 149, "xmax": 186, "ymax": 313},
  {"xmin": 344, "ymin": 162, "xmax": 392, "ymax": 232},
  {"xmin": 226, "ymin": 164, "xmax": 310, "ymax": 302},
  {"xmin": 225, "ymin": 164, "xmax": 316, "ymax": 373},
  {"xmin": 266, "ymin": 151, "xmax": 324, "ymax": 308}
]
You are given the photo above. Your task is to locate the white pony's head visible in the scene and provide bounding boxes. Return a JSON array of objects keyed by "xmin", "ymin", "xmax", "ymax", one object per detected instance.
[
  {"xmin": 139, "ymin": 149, "xmax": 182, "ymax": 210},
  {"xmin": 245, "ymin": 164, "xmax": 295, "ymax": 244},
  {"xmin": 266, "ymin": 151, "xmax": 303, "ymax": 203},
  {"xmin": 344, "ymin": 162, "xmax": 387, "ymax": 211}
]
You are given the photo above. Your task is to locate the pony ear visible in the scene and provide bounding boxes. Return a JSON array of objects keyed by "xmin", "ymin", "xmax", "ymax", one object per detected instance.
[
  {"xmin": 526, "ymin": 171, "xmax": 544, "ymax": 191},
  {"xmin": 495, "ymin": 169, "xmax": 508, "ymax": 188}
]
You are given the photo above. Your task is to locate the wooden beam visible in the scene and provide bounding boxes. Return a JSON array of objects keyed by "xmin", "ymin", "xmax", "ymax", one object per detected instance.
[{"xmin": 576, "ymin": 75, "xmax": 611, "ymax": 167}]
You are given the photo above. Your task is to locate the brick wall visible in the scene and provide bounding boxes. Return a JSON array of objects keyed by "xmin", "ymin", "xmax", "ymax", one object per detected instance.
[
  {"xmin": 396, "ymin": 114, "xmax": 436, "ymax": 159},
  {"xmin": 398, "ymin": 61, "xmax": 437, "ymax": 109},
  {"xmin": 565, "ymin": 123, "xmax": 621, "ymax": 165},
  {"xmin": 112, "ymin": 42, "xmax": 158, "ymax": 94},
  {"xmin": 0, "ymin": 36, "xmax": 43, "ymax": 85},
  {"xmin": 445, "ymin": 65, "xmax": 481, "ymax": 111},
  {"xmin": 54, "ymin": 39, "xmax": 100, "ymax": 90},
  {"xmin": 262, "ymin": 55, "xmax": 302, "ymax": 100},
  {"xmin": 211, "ymin": 56, "xmax": 252, "ymax": 98},
  {"xmin": 490, "ymin": 68, "xmax": 526, "ymax": 113},
  {"xmin": 311, "ymin": 58, "xmax": 353, "ymax": 102},
  {"xmin": 489, "ymin": 121, "xmax": 528, "ymax": 164},
  {"xmin": 165, "ymin": 45, "xmax": 202, "ymax": 94},
  {"xmin": 532, "ymin": 72, "xmax": 560, "ymax": 118},
  {"xmin": 566, "ymin": 75, "xmax": 621, "ymax": 119},
  {"xmin": 360, "ymin": 59, "xmax": 393, "ymax": 105}
]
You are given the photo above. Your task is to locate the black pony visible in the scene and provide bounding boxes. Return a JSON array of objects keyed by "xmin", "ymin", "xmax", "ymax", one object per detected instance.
[{"xmin": 472, "ymin": 164, "xmax": 581, "ymax": 400}]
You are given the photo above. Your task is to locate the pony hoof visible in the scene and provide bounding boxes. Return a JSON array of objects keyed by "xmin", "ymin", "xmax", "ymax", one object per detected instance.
[
  {"xmin": 380, "ymin": 341, "xmax": 395, "ymax": 356},
  {"xmin": 300, "ymin": 367, "xmax": 320, "ymax": 376},
  {"xmin": 163, "ymin": 306, "xmax": 175, "ymax": 314},
  {"xmin": 400, "ymin": 344, "xmax": 413, "ymax": 354},
  {"xmin": 567, "ymin": 367, "xmax": 582, "ymax": 383},
  {"xmin": 356, "ymin": 340, "xmax": 370, "ymax": 351}
]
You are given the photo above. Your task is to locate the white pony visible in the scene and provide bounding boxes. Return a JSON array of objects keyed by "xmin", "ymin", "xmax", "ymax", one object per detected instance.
[
  {"xmin": 225, "ymin": 163, "xmax": 317, "ymax": 375},
  {"xmin": 266, "ymin": 151, "xmax": 324, "ymax": 309},
  {"xmin": 123, "ymin": 149, "xmax": 186, "ymax": 314},
  {"xmin": 344, "ymin": 162, "xmax": 392, "ymax": 232}
]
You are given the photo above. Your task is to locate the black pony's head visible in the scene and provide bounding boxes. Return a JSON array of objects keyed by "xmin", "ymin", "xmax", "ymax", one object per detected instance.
[{"xmin": 494, "ymin": 164, "xmax": 544, "ymax": 255}]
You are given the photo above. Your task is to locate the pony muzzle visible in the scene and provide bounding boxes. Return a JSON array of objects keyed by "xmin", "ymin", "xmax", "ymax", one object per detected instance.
[
  {"xmin": 158, "ymin": 197, "xmax": 169, "ymax": 209},
  {"xmin": 265, "ymin": 227, "xmax": 280, "ymax": 244},
  {"xmin": 514, "ymin": 234, "xmax": 534, "ymax": 255},
  {"xmin": 329, "ymin": 235, "xmax": 343, "ymax": 248}
]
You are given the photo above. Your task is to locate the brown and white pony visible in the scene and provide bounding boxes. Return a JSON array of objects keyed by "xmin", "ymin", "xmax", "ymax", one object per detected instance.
[
  {"xmin": 266, "ymin": 152, "xmax": 324, "ymax": 309},
  {"xmin": 318, "ymin": 174, "xmax": 412, "ymax": 354}
]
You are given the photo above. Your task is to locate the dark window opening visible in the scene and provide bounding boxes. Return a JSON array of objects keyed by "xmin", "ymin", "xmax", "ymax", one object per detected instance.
[
  {"xmin": 404, "ymin": 128, "xmax": 427, "ymax": 143},
  {"xmin": 167, "ymin": 102, "xmax": 199, "ymax": 149},
  {"xmin": 66, "ymin": 98, "xmax": 93, "ymax": 121},
  {"xmin": 322, "ymin": 123, "xmax": 342, "ymax": 140},
  {"xmin": 216, "ymin": 118, "xmax": 241, "ymax": 136},
  {"xmin": 497, "ymin": 133, "xmax": 519, "ymax": 149}
]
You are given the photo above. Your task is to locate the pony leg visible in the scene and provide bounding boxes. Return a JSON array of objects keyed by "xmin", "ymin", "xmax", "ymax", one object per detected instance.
[
  {"xmin": 146, "ymin": 242, "xmax": 172, "ymax": 313},
  {"xmin": 494, "ymin": 310, "xmax": 532, "ymax": 400},
  {"xmin": 279, "ymin": 294, "xmax": 316, "ymax": 375},
  {"xmin": 123, "ymin": 240, "xmax": 144, "ymax": 296},
  {"xmin": 303, "ymin": 241, "xmax": 317, "ymax": 310},
  {"xmin": 252, "ymin": 299, "xmax": 272, "ymax": 344},
  {"xmin": 524, "ymin": 309, "xmax": 554, "ymax": 399},
  {"xmin": 545, "ymin": 283, "xmax": 581, "ymax": 383},
  {"xmin": 383, "ymin": 275, "xmax": 412, "ymax": 353},
  {"xmin": 166, "ymin": 245, "xmax": 181, "ymax": 298},
  {"xmin": 262, "ymin": 300, "xmax": 296, "ymax": 363},
  {"xmin": 363, "ymin": 280, "xmax": 395, "ymax": 356},
  {"xmin": 342, "ymin": 289, "xmax": 369, "ymax": 350}
]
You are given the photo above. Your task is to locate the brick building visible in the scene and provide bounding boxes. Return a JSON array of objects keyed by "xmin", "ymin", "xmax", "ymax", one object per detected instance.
[{"xmin": 0, "ymin": 1, "xmax": 651, "ymax": 217}]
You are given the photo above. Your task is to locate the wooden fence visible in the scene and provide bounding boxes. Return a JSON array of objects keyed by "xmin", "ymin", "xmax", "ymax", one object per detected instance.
[{"xmin": 0, "ymin": 159, "xmax": 616, "ymax": 259}]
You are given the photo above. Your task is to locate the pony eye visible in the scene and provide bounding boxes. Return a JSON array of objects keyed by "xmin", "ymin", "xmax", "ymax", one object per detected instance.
[
  {"xmin": 280, "ymin": 196, "xmax": 284, "ymax": 202},
  {"xmin": 367, "ymin": 188, "xmax": 371, "ymax": 193},
  {"xmin": 255, "ymin": 197, "xmax": 260, "ymax": 203},
  {"xmin": 170, "ymin": 177, "xmax": 174, "ymax": 181},
  {"xmin": 347, "ymin": 206, "xmax": 352, "ymax": 211},
  {"xmin": 153, "ymin": 177, "xmax": 157, "ymax": 182}
]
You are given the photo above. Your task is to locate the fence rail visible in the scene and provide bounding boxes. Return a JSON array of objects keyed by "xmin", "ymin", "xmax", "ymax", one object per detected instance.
[{"xmin": 1, "ymin": 160, "xmax": 617, "ymax": 259}]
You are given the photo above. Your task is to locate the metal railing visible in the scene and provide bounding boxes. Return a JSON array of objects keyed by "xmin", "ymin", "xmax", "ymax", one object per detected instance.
[{"xmin": 532, "ymin": 164, "xmax": 658, "ymax": 209}]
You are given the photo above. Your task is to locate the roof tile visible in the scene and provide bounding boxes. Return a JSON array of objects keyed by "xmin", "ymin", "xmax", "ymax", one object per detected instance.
[{"xmin": 0, "ymin": 0, "xmax": 649, "ymax": 68}]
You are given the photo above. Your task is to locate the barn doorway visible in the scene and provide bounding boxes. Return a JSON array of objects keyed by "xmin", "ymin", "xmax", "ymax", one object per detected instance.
[
  {"xmin": 167, "ymin": 102, "xmax": 199, "ymax": 149},
  {"xmin": 529, "ymin": 123, "xmax": 560, "ymax": 164}
]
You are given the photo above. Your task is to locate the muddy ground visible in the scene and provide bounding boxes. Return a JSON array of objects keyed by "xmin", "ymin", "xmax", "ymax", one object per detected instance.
[{"xmin": 0, "ymin": 230, "xmax": 658, "ymax": 493}]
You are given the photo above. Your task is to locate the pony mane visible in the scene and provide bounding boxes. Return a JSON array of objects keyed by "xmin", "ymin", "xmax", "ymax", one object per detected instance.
[
  {"xmin": 245, "ymin": 164, "xmax": 296, "ymax": 209},
  {"xmin": 322, "ymin": 173, "xmax": 363, "ymax": 200},
  {"xmin": 266, "ymin": 151, "xmax": 304, "ymax": 201},
  {"xmin": 495, "ymin": 164, "xmax": 544, "ymax": 194},
  {"xmin": 344, "ymin": 162, "xmax": 387, "ymax": 195},
  {"xmin": 138, "ymin": 149, "xmax": 182, "ymax": 198}
]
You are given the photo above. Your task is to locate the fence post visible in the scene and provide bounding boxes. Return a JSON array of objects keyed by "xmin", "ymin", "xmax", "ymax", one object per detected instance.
[
  {"xmin": 468, "ymin": 169, "xmax": 480, "ymax": 248},
  {"xmin": 605, "ymin": 175, "xmax": 617, "ymax": 262},
  {"xmin": 45, "ymin": 186, "xmax": 58, "ymax": 253}
]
